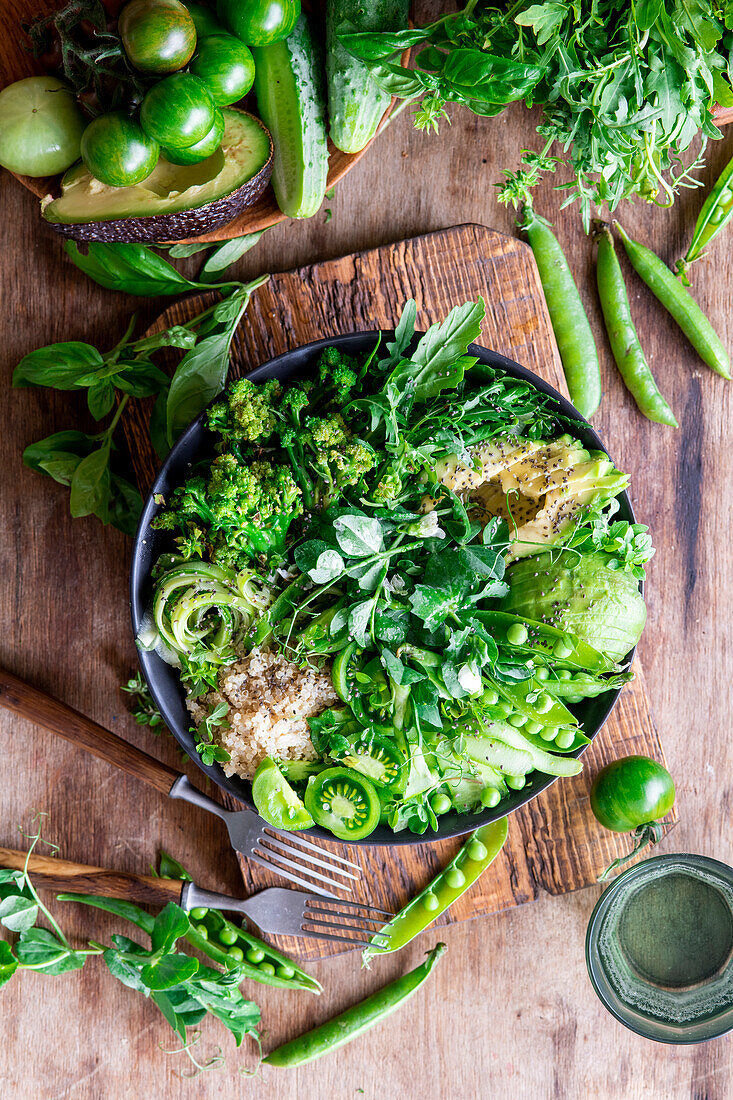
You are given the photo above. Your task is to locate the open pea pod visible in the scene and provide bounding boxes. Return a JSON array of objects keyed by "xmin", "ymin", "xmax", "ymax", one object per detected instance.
[
  {"xmin": 474, "ymin": 611, "xmax": 616, "ymax": 673},
  {"xmin": 362, "ymin": 819, "xmax": 508, "ymax": 961},
  {"xmin": 542, "ymin": 670, "xmax": 632, "ymax": 700},
  {"xmin": 492, "ymin": 675, "xmax": 578, "ymax": 730},
  {"xmin": 476, "ymin": 722, "xmax": 583, "ymax": 777}
]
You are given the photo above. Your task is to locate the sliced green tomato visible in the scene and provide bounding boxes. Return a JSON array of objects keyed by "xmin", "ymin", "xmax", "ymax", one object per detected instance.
[
  {"xmin": 162, "ymin": 107, "xmax": 225, "ymax": 164},
  {"xmin": 334, "ymin": 733, "xmax": 405, "ymax": 791},
  {"xmin": 252, "ymin": 757, "xmax": 314, "ymax": 830},
  {"xmin": 363, "ymin": 819, "xmax": 508, "ymax": 960},
  {"xmin": 332, "ymin": 640, "xmax": 358, "ymax": 703},
  {"xmin": 275, "ymin": 759, "xmax": 324, "ymax": 783},
  {"xmin": 305, "ymin": 767, "xmax": 380, "ymax": 840},
  {"xmin": 474, "ymin": 611, "xmax": 616, "ymax": 673},
  {"xmin": 0, "ymin": 77, "xmax": 86, "ymax": 176}
]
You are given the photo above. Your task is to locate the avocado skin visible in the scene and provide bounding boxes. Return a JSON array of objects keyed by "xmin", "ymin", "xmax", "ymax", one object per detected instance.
[{"xmin": 46, "ymin": 158, "xmax": 273, "ymax": 243}]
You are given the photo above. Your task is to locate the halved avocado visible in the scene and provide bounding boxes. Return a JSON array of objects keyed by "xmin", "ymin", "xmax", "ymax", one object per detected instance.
[{"xmin": 41, "ymin": 108, "xmax": 273, "ymax": 243}]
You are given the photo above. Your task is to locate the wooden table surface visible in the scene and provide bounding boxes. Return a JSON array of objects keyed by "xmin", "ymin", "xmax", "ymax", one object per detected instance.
[{"xmin": 2, "ymin": 66, "xmax": 733, "ymax": 1100}]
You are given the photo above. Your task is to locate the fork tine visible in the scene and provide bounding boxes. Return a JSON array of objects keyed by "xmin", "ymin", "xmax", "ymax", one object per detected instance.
[
  {"xmin": 302, "ymin": 916, "xmax": 390, "ymax": 941},
  {"xmin": 304, "ymin": 906, "xmax": 387, "ymax": 928},
  {"xmin": 253, "ymin": 845, "xmax": 353, "ymax": 894},
  {"xmin": 297, "ymin": 928, "xmax": 373, "ymax": 949},
  {"xmin": 263, "ymin": 828, "xmax": 361, "ymax": 871},
  {"xmin": 259, "ymin": 834, "xmax": 359, "ymax": 881},
  {"xmin": 305, "ymin": 898, "xmax": 393, "ymax": 918},
  {"xmin": 246, "ymin": 849, "xmax": 339, "ymax": 899}
]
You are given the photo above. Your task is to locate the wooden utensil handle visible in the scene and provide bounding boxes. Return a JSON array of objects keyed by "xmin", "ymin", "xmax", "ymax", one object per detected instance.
[
  {"xmin": 0, "ymin": 667, "xmax": 181, "ymax": 796},
  {"xmin": 0, "ymin": 846, "xmax": 183, "ymax": 907}
]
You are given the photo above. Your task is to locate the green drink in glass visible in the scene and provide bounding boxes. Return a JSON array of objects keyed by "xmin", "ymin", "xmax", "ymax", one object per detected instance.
[{"xmin": 586, "ymin": 854, "xmax": 733, "ymax": 1042}]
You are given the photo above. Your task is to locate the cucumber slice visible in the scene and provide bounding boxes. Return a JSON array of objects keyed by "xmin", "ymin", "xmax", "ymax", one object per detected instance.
[
  {"xmin": 252, "ymin": 15, "xmax": 328, "ymax": 219},
  {"xmin": 326, "ymin": 0, "xmax": 409, "ymax": 154}
]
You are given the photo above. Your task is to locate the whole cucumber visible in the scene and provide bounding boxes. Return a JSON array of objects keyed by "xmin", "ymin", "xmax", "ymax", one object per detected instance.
[
  {"xmin": 252, "ymin": 15, "xmax": 328, "ymax": 219},
  {"xmin": 327, "ymin": 0, "xmax": 409, "ymax": 155}
]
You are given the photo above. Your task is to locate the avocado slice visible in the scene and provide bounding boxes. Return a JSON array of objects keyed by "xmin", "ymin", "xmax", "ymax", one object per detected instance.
[{"xmin": 41, "ymin": 108, "xmax": 273, "ymax": 243}]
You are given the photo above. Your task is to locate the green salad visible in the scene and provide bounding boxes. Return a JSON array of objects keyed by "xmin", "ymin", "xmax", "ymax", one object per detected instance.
[{"xmin": 143, "ymin": 298, "xmax": 653, "ymax": 840}]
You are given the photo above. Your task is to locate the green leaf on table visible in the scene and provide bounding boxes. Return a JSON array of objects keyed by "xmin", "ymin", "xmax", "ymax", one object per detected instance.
[
  {"xmin": 157, "ymin": 851, "xmax": 193, "ymax": 881},
  {"xmin": 0, "ymin": 871, "xmax": 24, "ymax": 886},
  {"xmin": 0, "ymin": 895, "xmax": 38, "ymax": 933},
  {"xmin": 23, "ymin": 432, "xmax": 97, "ymax": 477},
  {"xmin": 103, "ymin": 947, "xmax": 150, "ymax": 993},
  {"xmin": 333, "ymin": 514, "xmax": 384, "ymax": 557},
  {"xmin": 109, "ymin": 474, "xmax": 143, "ymax": 536},
  {"xmin": 0, "ymin": 940, "xmax": 18, "ymax": 988},
  {"xmin": 14, "ymin": 928, "xmax": 85, "ymax": 974},
  {"xmin": 13, "ymin": 343, "xmax": 104, "ymax": 389},
  {"xmin": 151, "ymin": 902, "xmax": 190, "ymax": 954},
  {"xmin": 69, "ymin": 445, "xmax": 112, "ymax": 522},
  {"xmin": 65, "ymin": 242, "xmax": 206, "ymax": 298},
  {"xmin": 114, "ymin": 360, "xmax": 171, "ymax": 397},
  {"xmin": 141, "ymin": 952, "xmax": 199, "ymax": 991},
  {"xmin": 87, "ymin": 380, "xmax": 116, "ymax": 420},
  {"xmin": 149, "ymin": 392, "xmax": 170, "ymax": 459},
  {"xmin": 198, "ymin": 231, "xmax": 266, "ymax": 282}
]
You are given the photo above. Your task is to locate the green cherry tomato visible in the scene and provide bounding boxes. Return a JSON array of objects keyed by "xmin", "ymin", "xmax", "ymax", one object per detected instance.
[
  {"xmin": 181, "ymin": 0, "xmax": 225, "ymax": 36},
  {"xmin": 217, "ymin": 0, "xmax": 300, "ymax": 46},
  {"xmin": 119, "ymin": 0, "xmax": 197, "ymax": 73},
  {"xmin": 80, "ymin": 111, "xmax": 159, "ymax": 186},
  {"xmin": 190, "ymin": 33, "xmax": 256, "ymax": 105},
  {"xmin": 0, "ymin": 77, "xmax": 86, "ymax": 177},
  {"xmin": 141, "ymin": 73, "xmax": 216, "ymax": 148},
  {"xmin": 304, "ymin": 767, "xmax": 380, "ymax": 841},
  {"xmin": 590, "ymin": 755, "xmax": 675, "ymax": 833},
  {"xmin": 252, "ymin": 757, "xmax": 314, "ymax": 831},
  {"xmin": 161, "ymin": 107, "xmax": 224, "ymax": 163}
]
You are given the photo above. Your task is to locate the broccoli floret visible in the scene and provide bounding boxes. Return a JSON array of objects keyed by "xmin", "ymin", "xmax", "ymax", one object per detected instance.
[
  {"xmin": 207, "ymin": 377, "xmax": 282, "ymax": 445},
  {"xmin": 277, "ymin": 411, "xmax": 378, "ymax": 510},
  {"xmin": 371, "ymin": 470, "xmax": 403, "ymax": 503},
  {"xmin": 317, "ymin": 346, "xmax": 359, "ymax": 405},
  {"xmin": 153, "ymin": 455, "xmax": 303, "ymax": 566}
]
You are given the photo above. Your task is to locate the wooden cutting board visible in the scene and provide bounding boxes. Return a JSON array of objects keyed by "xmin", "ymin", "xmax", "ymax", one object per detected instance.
[{"xmin": 123, "ymin": 224, "xmax": 677, "ymax": 959}]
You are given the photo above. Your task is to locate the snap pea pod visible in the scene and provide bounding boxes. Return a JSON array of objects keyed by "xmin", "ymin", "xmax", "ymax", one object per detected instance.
[
  {"xmin": 615, "ymin": 223, "xmax": 730, "ymax": 380},
  {"xmin": 521, "ymin": 204, "xmax": 601, "ymax": 419},
  {"xmin": 361, "ymin": 820, "xmax": 508, "ymax": 961},
  {"xmin": 595, "ymin": 226, "xmax": 678, "ymax": 428},
  {"xmin": 473, "ymin": 610, "xmax": 616, "ymax": 673},
  {"xmin": 263, "ymin": 943, "xmax": 445, "ymax": 1068},
  {"xmin": 493, "ymin": 675, "xmax": 577, "ymax": 731},
  {"xmin": 678, "ymin": 153, "xmax": 733, "ymax": 283}
]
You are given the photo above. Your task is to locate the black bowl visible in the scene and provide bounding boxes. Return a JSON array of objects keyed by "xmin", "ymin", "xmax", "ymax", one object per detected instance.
[{"xmin": 130, "ymin": 332, "xmax": 637, "ymax": 845}]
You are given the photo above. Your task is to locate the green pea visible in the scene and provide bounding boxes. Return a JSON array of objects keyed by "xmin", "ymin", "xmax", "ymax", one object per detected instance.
[
  {"xmin": 539, "ymin": 725, "xmax": 557, "ymax": 741},
  {"xmin": 506, "ymin": 622, "xmax": 529, "ymax": 646},
  {"xmin": 710, "ymin": 204, "xmax": 728, "ymax": 224},
  {"xmin": 430, "ymin": 791, "xmax": 452, "ymax": 815},
  {"xmin": 534, "ymin": 692, "xmax": 554, "ymax": 713},
  {"xmin": 525, "ymin": 719, "xmax": 544, "ymax": 735},
  {"xmin": 557, "ymin": 669, "xmax": 572, "ymax": 681},
  {"xmin": 555, "ymin": 730, "xmax": 576, "ymax": 749},
  {"xmin": 189, "ymin": 907, "xmax": 208, "ymax": 920},
  {"xmin": 218, "ymin": 926, "xmax": 238, "ymax": 946},
  {"xmin": 259, "ymin": 962, "xmax": 276, "ymax": 976},
  {"xmin": 481, "ymin": 787, "xmax": 501, "ymax": 808},
  {"xmin": 276, "ymin": 964, "xmax": 295, "ymax": 979},
  {"xmin": 227, "ymin": 945, "xmax": 244, "ymax": 962},
  {"xmin": 466, "ymin": 838, "xmax": 488, "ymax": 861},
  {"xmin": 422, "ymin": 891, "xmax": 440, "ymax": 911},
  {"xmin": 246, "ymin": 946, "xmax": 266, "ymax": 964},
  {"xmin": 491, "ymin": 700, "xmax": 513, "ymax": 719},
  {"xmin": 506, "ymin": 775, "xmax": 526, "ymax": 790},
  {"xmin": 564, "ymin": 693, "xmax": 584, "ymax": 704},
  {"xmin": 195, "ymin": 924, "xmax": 209, "ymax": 939},
  {"xmin": 553, "ymin": 638, "xmax": 574, "ymax": 659},
  {"xmin": 508, "ymin": 711, "xmax": 528, "ymax": 727},
  {"xmin": 535, "ymin": 666, "xmax": 550, "ymax": 681},
  {"xmin": 481, "ymin": 687, "xmax": 499, "ymax": 706},
  {"xmin": 446, "ymin": 867, "xmax": 466, "ymax": 889}
]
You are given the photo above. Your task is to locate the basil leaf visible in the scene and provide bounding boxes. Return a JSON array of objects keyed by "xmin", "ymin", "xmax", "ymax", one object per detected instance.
[
  {"xmin": 198, "ymin": 231, "xmax": 266, "ymax": 282},
  {"xmin": 65, "ymin": 242, "xmax": 206, "ymax": 298},
  {"xmin": 333, "ymin": 514, "xmax": 384, "ymax": 557},
  {"xmin": 134, "ymin": 326, "xmax": 197, "ymax": 353},
  {"xmin": 114, "ymin": 361, "xmax": 171, "ymax": 397},
  {"xmin": 339, "ymin": 27, "xmax": 428, "ymax": 61},
  {"xmin": 141, "ymin": 952, "xmax": 199, "ymax": 991},
  {"xmin": 109, "ymin": 474, "xmax": 143, "ymax": 536},
  {"xmin": 87, "ymin": 380, "xmax": 116, "ymax": 419},
  {"xmin": 166, "ymin": 242, "xmax": 213, "ymax": 259},
  {"xmin": 23, "ymin": 431, "xmax": 97, "ymax": 475},
  {"xmin": 149, "ymin": 392, "xmax": 170, "ymax": 459},
  {"xmin": 13, "ymin": 342, "xmax": 104, "ymax": 389},
  {"xmin": 69, "ymin": 445, "xmax": 112, "ymax": 522}
]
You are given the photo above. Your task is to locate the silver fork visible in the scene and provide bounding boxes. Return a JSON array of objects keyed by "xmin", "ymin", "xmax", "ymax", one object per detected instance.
[
  {"xmin": 182, "ymin": 883, "xmax": 392, "ymax": 950},
  {"xmin": 171, "ymin": 775, "xmax": 361, "ymax": 898}
]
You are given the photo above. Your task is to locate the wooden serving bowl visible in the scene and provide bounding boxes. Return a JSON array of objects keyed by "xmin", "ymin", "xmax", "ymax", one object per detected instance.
[{"xmin": 0, "ymin": 0, "xmax": 399, "ymax": 243}]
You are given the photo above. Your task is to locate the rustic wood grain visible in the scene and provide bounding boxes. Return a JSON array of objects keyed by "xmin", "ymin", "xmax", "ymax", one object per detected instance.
[
  {"xmin": 122, "ymin": 224, "xmax": 676, "ymax": 962},
  {"xmin": 2, "ymin": 25, "xmax": 733, "ymax": 1096},
  {"xmin": 0, "ymin": 846, "xmax": 184, "ymax": 905}
]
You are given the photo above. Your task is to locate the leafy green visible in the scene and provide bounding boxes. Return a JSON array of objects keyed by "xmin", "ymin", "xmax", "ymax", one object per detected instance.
[{"xmin": 341, "ymin": 1, "xmax": 732, "ymax": 228}]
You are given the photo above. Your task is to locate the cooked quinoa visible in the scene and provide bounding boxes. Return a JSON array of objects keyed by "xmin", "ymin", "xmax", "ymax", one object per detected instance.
[{"xmin": 187, "ymin": 648, "xmax": 336, "ymax": 779}]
